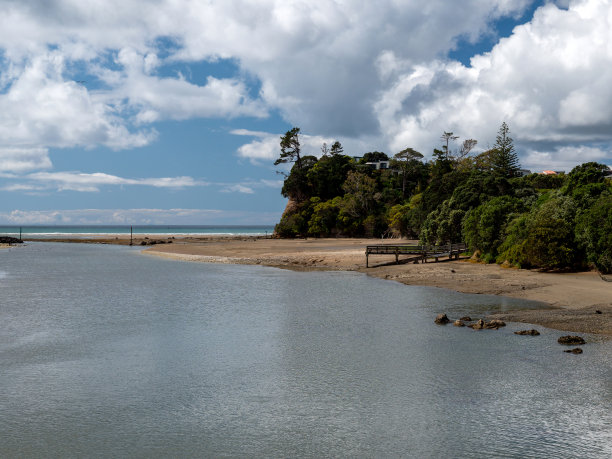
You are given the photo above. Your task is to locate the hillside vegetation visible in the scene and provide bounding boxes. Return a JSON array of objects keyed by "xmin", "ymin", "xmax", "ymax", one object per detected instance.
[{"xmin": 274, "ymin": 124, "xmax": 612, "ymax": 273}]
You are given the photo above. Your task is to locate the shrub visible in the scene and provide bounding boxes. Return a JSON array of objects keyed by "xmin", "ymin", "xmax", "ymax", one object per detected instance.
[
  {"xmin": 463, "ymin": 195, "xmax": 524, "ymax": 259},
  {"xmin": 575, "ymin": 193, "xmax": 612, "ymax": 273}
]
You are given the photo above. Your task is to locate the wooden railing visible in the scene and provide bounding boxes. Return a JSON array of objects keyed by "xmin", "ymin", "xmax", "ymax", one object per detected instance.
[{"xmin": 365, "ymin": 242, "xmax": 467, "ymax": 267}]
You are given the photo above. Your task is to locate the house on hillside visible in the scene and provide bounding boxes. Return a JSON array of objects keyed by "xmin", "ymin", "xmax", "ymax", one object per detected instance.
[{"xmin": 365, "ymin": 160, "xmax": 391, "ymax": 170}]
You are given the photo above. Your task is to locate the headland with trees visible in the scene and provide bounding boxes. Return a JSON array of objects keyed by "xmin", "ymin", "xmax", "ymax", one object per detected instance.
[{"xmin": 274, "ymin": 123, "xmax": 612, "ymax": 274}]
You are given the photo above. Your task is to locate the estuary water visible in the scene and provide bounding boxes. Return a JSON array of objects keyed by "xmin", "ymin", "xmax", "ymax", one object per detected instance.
[{"xmin": 1, "ymin": 243, "xmax": 610, "ymax": 458}]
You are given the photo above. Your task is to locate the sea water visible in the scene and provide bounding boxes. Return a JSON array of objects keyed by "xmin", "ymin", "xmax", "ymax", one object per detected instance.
[
  {"xmin": 0, "ymin": 225, "xmax": 275, "ymax": 238},
  {"xmin": 0, "ymin": 243, "xmax": 610, "ymax": 457}
]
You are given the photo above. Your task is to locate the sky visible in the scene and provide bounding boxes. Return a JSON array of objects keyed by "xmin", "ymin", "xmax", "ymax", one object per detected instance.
[{"xmin": 0, "ymin": 0, "xmax": 611, "ymax": 225}]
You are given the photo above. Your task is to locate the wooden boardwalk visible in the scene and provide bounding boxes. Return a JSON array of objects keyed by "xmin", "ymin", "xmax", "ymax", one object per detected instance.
[{"xmin": 365, "ymin": 242, "xmax": 467, "ymax": 268}]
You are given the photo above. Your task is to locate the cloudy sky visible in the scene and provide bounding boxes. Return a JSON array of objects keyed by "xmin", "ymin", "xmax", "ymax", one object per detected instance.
[{"xmin": 0, "ymin": 0, "xmax": 610, "ymax": 225}]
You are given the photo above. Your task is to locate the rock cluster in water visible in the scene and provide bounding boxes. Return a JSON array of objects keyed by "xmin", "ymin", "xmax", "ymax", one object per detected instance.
[
  {"xmin": 434, "ymin": 316, "xmax": 587, "ymax": 356},
  {"xmin": 557, "ymin": 335, "xmax": 586, "ymax": 345},
  {"xmin": 514, "ymin": 329, "xmax": 540, "ymax": 336},
  {"xmin": 469, "ymin": 318, "xmax": 506, "ymax": 330},
  {"xmin": 433, "ymin": 314, "xmax": 505, "ymax": 329}
]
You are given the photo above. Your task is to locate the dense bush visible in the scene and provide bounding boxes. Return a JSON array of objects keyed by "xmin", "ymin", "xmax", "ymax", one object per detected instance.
[
  {"xmin": 523, "ymin": 196, "xmax": 579, "ymax": 270},
  {"xmin": 575, "ymin": 192, "xmax": 612, "ymax": 273},
  {"xmin": 463, "ymin": 195, "xmax": 524, "ymax": 261},
  {"xmin": 274, "ymin": 126, "xmax": 612, "ymax": 272}
]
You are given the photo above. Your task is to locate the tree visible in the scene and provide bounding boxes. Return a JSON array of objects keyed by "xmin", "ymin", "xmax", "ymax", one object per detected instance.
[
  {"xmin": 342, "ymin": 171, "xmax": 379, "ymax": 218},
  {"xmin": 575, "ymin": 192, "xmax": 612, "ymax": 273},
  {"xmin": 280, "ymin": 155, "xmax": 317, "ymax": 202},
  {"xmin": 563, "ymin": 162, "xmax": 609, "ymax": 194},
  {"xmin": 330, "ymin": 141, "xmax": 344, "ymax": 156},
  {"xmin": 275, "ymin": 127, "xmax": 303, "ymax": 169},
  {"xmin": 440, "ymin": 131, "xmax": 459, "ymax": 160},
  {"xmin": 307, "ymin": 153, "xmax": 354, "ymax": 200},
  {"xmin": 459, "ymin": 139, "xmax": 478, "ymax": 158},
  {"xmin": 391, "ymin": 147, "xmax": 424, "ymax": 198},
  {"xmin": 491, "ymin": 122, "xmax": 520, "ymax": 178},
  {"xmin": 462, "ymin": 195, "xmax": 524, "ymax": 261},
  {"xmin": 359, "ymin": 151, "xmax": 389, "ymax": 164}
]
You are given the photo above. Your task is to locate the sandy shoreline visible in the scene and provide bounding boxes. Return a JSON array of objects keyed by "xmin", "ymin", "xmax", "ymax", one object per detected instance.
[{"xmin": 23, "ymin": 235, "xmax": 612, "ymax": 335}]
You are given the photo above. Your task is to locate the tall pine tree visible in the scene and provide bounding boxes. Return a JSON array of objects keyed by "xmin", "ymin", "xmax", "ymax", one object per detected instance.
[{"xmin": 492, "ymin": 122, "xmax": 520, "ymax": 178}]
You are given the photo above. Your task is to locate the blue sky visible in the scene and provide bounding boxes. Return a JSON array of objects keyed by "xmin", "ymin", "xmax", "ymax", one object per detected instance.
[{"xmin": 0, "ymin": 0, "xmax": 610, "ymax": 225}]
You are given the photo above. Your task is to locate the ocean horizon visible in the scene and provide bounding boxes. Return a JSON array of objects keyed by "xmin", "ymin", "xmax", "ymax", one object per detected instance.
[{"xmin": 0, "ymin": 224, "xmax": 275, "ymax": 238}]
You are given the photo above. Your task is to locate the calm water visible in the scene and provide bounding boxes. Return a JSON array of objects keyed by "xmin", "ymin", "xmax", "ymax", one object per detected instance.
[
  {"xmin": 0, "ymin": 225, "xmax": 275, "ymax": 238},
  {"xmin": 1, "ymin": 243, "xmax": 611, "ymax": 458}
]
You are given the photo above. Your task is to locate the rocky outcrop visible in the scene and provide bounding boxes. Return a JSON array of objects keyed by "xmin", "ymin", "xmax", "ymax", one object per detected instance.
[
  {"xmin": 514, "ymin": 329, "xmax": 540, "ymax": 336},
  {"xmin": 453, "ymin": 320, "xmax": 465, "ymax": 327},
  {"xmin": 0, "ymin": 236, "xmax": 23, "ymax": 244},
  {"xmin": 459, "ymin": 316, "xmax": 472, "ymax": 322},
  {"xmin": 557, "ymin": 335, "xmax": 586, "ymax": 345},
  {"xmin": 434, "ymin": 313, "xmax": 450, "ymax": 325}
]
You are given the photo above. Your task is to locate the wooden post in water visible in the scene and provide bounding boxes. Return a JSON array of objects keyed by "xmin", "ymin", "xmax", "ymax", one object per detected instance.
[
  {"xmin": 130, "ymin": 226, "xmax": 133, "ymax": 246},
  {"xmin": 19, "ymin": 226, "xmax": 22, "ymax": 241}
]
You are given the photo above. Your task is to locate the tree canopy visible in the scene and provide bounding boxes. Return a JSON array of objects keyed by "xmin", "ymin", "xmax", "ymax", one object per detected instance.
[{"xmin": 273, "ymin": 126, "xmax": 612, "ymax": 273}]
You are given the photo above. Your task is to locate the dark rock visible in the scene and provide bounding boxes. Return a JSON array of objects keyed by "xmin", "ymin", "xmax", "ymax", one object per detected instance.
[
  {"xmin": 450, "ymin": 269, "xmax": 456, "ymax": 273},
  {"xmin": 514, "ymin": 329, "xmax": 540, "ymax": 336},
  {"xmin": 0, "ymin": 236, "xmax": 23, "ymax": 244},
  {"xmin": 140, "ymin": 241, "xmax": 148, "ymax": 246},
  {"xmin": 485, "ymin": 319, "xmax": 506, "ymax": 329},
  {"xmin": 434, "ymin": 313, "xmax": 450, "ymax": 325},
  {"xmin": 469, "ymin": 319, "xmax": 486, "ymax": 330},
  {"xmin": 459, "ymin": 316, "xmax": 472, "ymax": 322},
  {"xmin": 453, "ymin": 320, "xmax": 465, "ymax": 327},
  {"xmin": 564, "ymin": 348, "xmax": 583, "ymax": 354},
  {"xmin": 558, "ymin": 335, "xmax": 586, "ymax": 345},
  {"xmin": 595, "ymin": 310, "xmax": 602, "ymax": 314}
]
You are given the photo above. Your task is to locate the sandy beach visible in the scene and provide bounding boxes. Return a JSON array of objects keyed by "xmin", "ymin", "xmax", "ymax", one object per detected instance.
[{"xmin": 23, "ymin": 234, "xmax": 612, "ymax": 335}]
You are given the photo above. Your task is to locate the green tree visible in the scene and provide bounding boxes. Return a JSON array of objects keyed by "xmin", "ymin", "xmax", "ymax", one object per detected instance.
[
  {"xmin": 330, "ymin": 141, "xmax": 344, "ymax": 156},
  {"xmin": 308, "ymin": 197, "xmax": 341, "ymax": 237},
  {"xmin": 575, "ymin": 192, "xmax": 612, "ymax": 273},
  {"xmin": 563, "ymin": 162, "xmax": 610, "ymax": 195},
  {"xmin": 491, "ymin": 122, "xmax": 520, "ymax": 178},
  {"xmin": 463, "ymin": 195, "xmax": 524, "ymax": 261},
  {"xmin": 524, "ymin": 196, "xmax": 578, "ymax": 270},
  {"xmin": 280, "ymin": 155, "xmax": 317, "ymax": 202},
  {"xmin": 275, "ymin": 127, "xmax": 303, "ymax": 169},
  {"xmin": 391, "ymin": 147, "xmax": 424, "ymax": 198},
  {"xmin": 359, "ymin": 151, "xmax": 389, "ymax": 164},
  {"xmin": 307, "ymin": 154, "xmax": 354, "ymax": 201}
]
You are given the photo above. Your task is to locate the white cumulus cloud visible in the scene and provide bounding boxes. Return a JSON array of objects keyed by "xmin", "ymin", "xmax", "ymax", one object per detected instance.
[{"xmin": 374, "ymin": 0, "xmax": 612, "ymax": 169}]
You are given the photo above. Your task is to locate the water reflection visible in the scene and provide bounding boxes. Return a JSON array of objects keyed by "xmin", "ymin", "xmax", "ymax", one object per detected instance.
[{"xmin": 0, "ymin": 243, "xmax": 610, "ymax": 457}]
